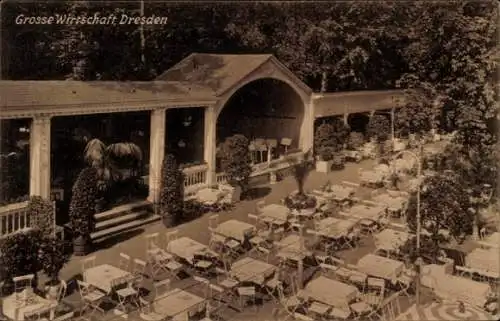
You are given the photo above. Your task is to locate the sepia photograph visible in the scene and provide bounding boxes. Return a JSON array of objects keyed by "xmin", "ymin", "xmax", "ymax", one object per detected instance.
[{"xmin": 0, "ymin": 1, "xmax": 499, "ymax": 320}]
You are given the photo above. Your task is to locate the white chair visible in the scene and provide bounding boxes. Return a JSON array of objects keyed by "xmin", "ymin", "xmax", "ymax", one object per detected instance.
[
  {"xmin": 113, "ymin": 276, "xmax": 139, "ymax": 313},
  {"xmin": 81, "ymin": 256, "xmax": 96, "ymax": 275},
  {"xmin": 13, "ymin": 274, "xmax": 34, "ymax": 301},
  {"xmin": 118, "ymin": 253, "xmax": 131, "ymax": 272},
  {"xmin": 153, "ymin": 279, "xmax": 171, "ymax": 298},
  {"xmin": 164, "ymin": 258, "xmax": 184, "ymax": 280},
  {"xmin": 237, "ymin": 286, "xmax": 257, "ymax": 311},
  {"xmin": 208, "ymin": 215, "xmax": 219, "ymax": 229},
  {"xmin": 147, "ymin": 247, "xmax": 173, "ymax": 278},
  {"xmin": 281, "ymin": 138, "xmax": 292, "ymax": 154},
  {"xmin": 165, "ymin": 230, "xmax": 179, "ymax": 245},
  {"xmin": 138, "ymin": 297, "xmax": 165, "ymax": 321},
  {"xmin": 208, "ymin": 227, "xmax": 226, "ymax": 252},
  {"xmin": 132, "ymin": 259, "xmax": 148, "ymax": 288},
  {"xmin": 76, "ymin": 280, "xmax": 105, "ymax": 317}
]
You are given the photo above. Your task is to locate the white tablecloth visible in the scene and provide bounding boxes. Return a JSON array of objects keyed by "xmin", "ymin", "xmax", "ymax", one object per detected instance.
[
  {"xmin": 260, "ymin": 204, "xmax": 289, "ymax": 223},
  {"xmin": 231, "ymin": 257, "xmax": 276, "ymax": 285},
  {"xmin": 349, "ymin": 204, "xmax": 386, "ymax": 221},
  {"xmin": 374, "ymin": 229, "xmax": 412, "ymax": 252},
  {"xmin": 356, "ymin": 254, "xmax": 404, "ymax": 281},
  {"xmin": 84, "ymin": 264, "xmax": 132, "ymax": 293},
  {"xmin": 466, "ymin": 248, "xmax": 499, "ymax": 274},
  {"xmin": 300, "ymin": 276, "xmax": 358, "ymax": 309},
  {"xmin": 154, "ymin": 288, "xmax": 205, "ymax": 321},
  {"xmin": 215, "ymin": 220, "xmax": 255, "ymax": 242},
  {"xmin": 317, "ymin": 217, "xmax": 356, "ymax": 238},
  {"xmin": 2, "ymin": 290, "xmax": 56, "ymax": 321},
  {"xmin": 373, "ymin": 194, "xmax": 407, "ymax": 212},
  {"xmin": 167, "ymin": 237, "xmax": 216, "ymax": 264}
]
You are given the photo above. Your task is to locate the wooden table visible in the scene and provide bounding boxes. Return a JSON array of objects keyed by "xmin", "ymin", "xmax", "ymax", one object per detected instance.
[
  {"xmin": 374, "ymin": 229, "xmax": 412, "ymax": 252},
  {"xmin": 299, "ymin": 276, "xmax": 358, "ymax": 309},
  {"xmin": 154, "ymin": 288, "xmax": 206, "ymax": 321},
  {"xmin": 260, "ymin": 204, "xmax": 289, "ymax": 224},
  {"xmin": 356, "ymin": 254, "xmax": 404, "ymax": 281},
  {"xmin": 317, "ymin": 217, "xmax": 356, "ymax": 238},
  {"xmin": 167, "ymin": 237, "xmax": 217, "ymax": 264},
  {"xmin": 215, "ymin": 220, "xmax": 255, "ymax": 242},
  {"xmin": 373, "ymin": 194, "xmax": 407, "ymax": 212},
  {"xmin": 2, "ymin": 289, "xmax": 56, "ymax": 321},
  {"xmin": 466, "ymin": 248, "xmax": 499, "ymax": 274},
  {"xmin": 348, "ymin": 204, "xmax": 386, "ymax": 221},
  {"xmin": 231, "ymin": 257, "xmax": 276, "ymax": 285},
  {"xmin": 276, "ymin": 234, "xmax": 310, "ymax": 261},
  {"xmin": 84, "ymin": 264, "xmax": 132, "ymax": 293}
]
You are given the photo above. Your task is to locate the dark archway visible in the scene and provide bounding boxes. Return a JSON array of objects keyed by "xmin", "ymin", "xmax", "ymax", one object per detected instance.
[
  {"xmin": 348, "ymin": 113, "xmax": 370, "ymax": 133},
  {"xmin": 217, "ymin": 78, "xmax": 304, "ymax": 153}
]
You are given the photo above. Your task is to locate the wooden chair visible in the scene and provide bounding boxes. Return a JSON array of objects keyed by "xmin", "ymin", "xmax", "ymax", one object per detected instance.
[{"xmin": 13, "ymin": 274, "xmax": 34, "ymax": 301}]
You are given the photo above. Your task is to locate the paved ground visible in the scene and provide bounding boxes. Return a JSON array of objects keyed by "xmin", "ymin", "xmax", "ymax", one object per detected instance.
[{"xmin": 54, "ymin": 158, "xmax": 382, "ymax": 320}]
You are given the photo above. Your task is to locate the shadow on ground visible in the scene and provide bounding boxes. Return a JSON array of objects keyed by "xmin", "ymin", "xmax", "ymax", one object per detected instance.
[
  {"xmin": 92, "ymin": 229, "xmax": 145, "ymax": 251},
  {"xmin": 243, "ymin": 187, "xmax": 272, "ymax": 200}
]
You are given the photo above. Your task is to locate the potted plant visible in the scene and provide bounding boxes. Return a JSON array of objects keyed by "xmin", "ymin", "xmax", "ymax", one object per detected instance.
[
  {"xmin": 314, "ymin": 120, "xmax": 349, "ymax": 173},
  {"xmin": 219, "ymin": 134, "xmax": 252, "ymax": 201},
  {"xmin": 159, "ymin": 154, "xmax": 184, "ymax": 227},
  {"xmin": 39, "ymin": 236, "xmax": 70, "ymax": 299},
  {"xmin": 69, "ymin": 167, "xmax": 98, "ymax": 256}
]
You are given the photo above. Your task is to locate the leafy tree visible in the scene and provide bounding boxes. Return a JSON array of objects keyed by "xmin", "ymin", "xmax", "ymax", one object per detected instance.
[
  {"xmin": 394, "ymin": 88, "xmax": 441, "ymax": 137},
  {"xmin": 159, "ymin": 154, "xmax": 184, "ymax": 227},
  {"xmin": 219, "ymin": 134, "xmax": 252, "ymax": 192},
  {"xmin": 366, "ymin": 114, "xmax": 391, "ymax": 143},
  {"xmin": 406, "ymin": 174, "xmax": 473, "ymax": 254},
  {"xmin": 69, "ymin": 167, "xmax": 98, "ymax": 246},
  {"xmin": 314, "ymin": 119, "xmax": 349, "ymax": 160}
]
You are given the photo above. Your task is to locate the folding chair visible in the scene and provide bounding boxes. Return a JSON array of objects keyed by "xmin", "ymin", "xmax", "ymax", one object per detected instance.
[
  {"xmin": 164, "ymin": 258, "xmax": 184, "ymax": 280},
  {"xmin": 118, "ymin": 253, "xmax": 131, "ymax": 272},
  {"xmin": 237, "ymin": 286, "xmax": 257, "ymax": 311},
  {"xmin": 208, "ymin": 215, "xmax": 219, "ymax": 229},
  {"xmin": 153, "ymin": 279, "xmax": 171, "ymax": 299},
  {"xmin": 256, "ymin": 200, "xmax": 266, "ymax": 214},
  {"xmin": 13, "ymin": 274, "xmax": 34, "ymax": 302},
  {"xmin": 138, "ymin": 297, "xmax": 164, "ymax": 321},
  {"xmin": 76, "ymin": 280, "xmax": 105, "ymax": 317},
  {"xmin": 131, "ymin": 258, "xmax": 148, "ymax": 290},
  {"xmin": 193, "ymin": 276, "xmax": 211, "ymax": 298},
  {"xmin": 145, "ymin": 233, "xmax": 162, "ymax": 250},
  {"xmin": 252, "ymin": 246, "xmax": 272, "ymax": 262},
  {"xmin": 208, "ymin": 227, "xmax": 226, "ymax": 252},
  {"xmin": 264, "ymin": 274, "xmax": 282, "ymax": 303},
  {"xmin": 24, "ymin": 306, "xmax": 49, "ymax": 321},
  {"xmin": 147, "ymin": 247, "xmax": 173, "ymax": 279},
  {"xmin": 113, "ymin": 276, "xmax": 139, "ymax": 313},
  {"xmin": 349, "ymin": 271, "xmax": 368, "ymax": 291},
  {"xmin": 224, "ymin": 238, "xmax": 242, "ymax": 259},
  {"xmin": 81, "ymin": 256, "xmax": 96, "ymax": 276},
  {"xmin": 208, "ymin": 284, "xmax": 232, "ymax": 314},
  {"xmin": 165, "ymin": 229, "xmax": 179, "ymax": 245}
]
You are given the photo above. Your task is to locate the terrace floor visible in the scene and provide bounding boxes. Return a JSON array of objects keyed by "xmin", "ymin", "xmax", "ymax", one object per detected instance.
[{"xmin": 52, "ymin": 157, "xmax": 426, "ymax": 320}]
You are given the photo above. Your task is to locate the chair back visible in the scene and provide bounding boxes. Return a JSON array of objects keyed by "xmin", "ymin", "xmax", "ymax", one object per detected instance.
[
  {"xmin": 13, "ymin": 274, "xmax": 34, "ymax": 293},
  {"xmin": 280, "ymin": 138, "xmax": 292, "ymax": 146},
  {"xmin": 133, "ymin": 258, "xmax": 147, "ymax": 280},
  {"xmin": 208, "ymin": 215, "xmax": 219, "ymax": 229},
  {"xmin": 76, "ymin": 280, "xmax": 90, "ymax": 297},
  {"xmin": 153, "ymin": 279, "xmax": 171, "ymax": 298},
  {"xmin": 266, "ymin": 139, "xmax": 278, "ymax": 148},
  {"xmin": 165, "ymin": 230, "xmax": 179, "ymax": 244},
  {"xmin": 118, "ymin": 253, "xmax": 131, "ymax": 271},
  {"xmin": 57, "ymin": 279, "xmax": 68, "ymax": 302},
  {"xmin": 145, "ymin": 233, "xmax": 160, "ymax": 251},
  {"xmin": 81, "ymin": 256, "xmax": 96, "ymax": 273}
]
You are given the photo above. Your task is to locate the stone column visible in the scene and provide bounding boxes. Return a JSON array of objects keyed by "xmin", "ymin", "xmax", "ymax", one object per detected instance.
[
  {"xmin": 343, "ymin": 113, "xmax": 349, "ymax": 126},
  {"xmin": 204, "ymin": 106, "xmax": 217, "ymax": 186},
  {"xmin": 148, "ymin": 108, "xmax": 166, "ymax": 207},
  {"xmin": 30, "ymin": 116, "xmax": 52, "ymax": 199},
  {"xmin": 300, "ymin": 97, "xmax": 315, "ymax": 153}
]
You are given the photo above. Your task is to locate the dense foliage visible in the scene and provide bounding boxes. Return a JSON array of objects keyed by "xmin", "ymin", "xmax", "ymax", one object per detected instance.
[
  {"xmin": 219, "ymin": 135, "xmax": 252, "ymax": 191},
  {"xmin": 159, "ymin": 154, "xmax": 184, "ymax": 227},
  {"xmin": 69, "ymin": 167, "xmax": 98, "ymax": 239},
  {"xmin": 314, "ymin": 119, "xmax": 349, "ymax": 161},
  {"xmin": 27, "ymin": 196, "xmax": 55, "ymax": 237},
  {"xmin": 0, "ymin": 229, "xmax": 43, "ymax": 285},
  {"xmin": 366, "ymin": 114, "xmax": 391, "ymax": 143},
  {"xmin": 406, "ymin": 174, "xmax": 473, "ymax": 250},
  {"xmin": 39, "ymin": 236, "xmax": 71, "ymax": 284},
  {"xmin": 347, "ymin": 132, "xmax": 365, "ymax": 150},
  {"xmin": 0, "ymin": 152, "xmax": 29, "ymax": 205}
]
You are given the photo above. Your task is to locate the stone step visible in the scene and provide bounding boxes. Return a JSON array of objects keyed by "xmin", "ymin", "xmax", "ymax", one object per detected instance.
[
  {"xmin": 94, "ymin": 200, "xmax": 151, "ymax": 222},
  {"xmin": 94, "ymin": 210, "xmax": 149, "ymax": 232},
  {"xmin": 91, "ymin": 213, "xmax": 161, "ymax": 242}
]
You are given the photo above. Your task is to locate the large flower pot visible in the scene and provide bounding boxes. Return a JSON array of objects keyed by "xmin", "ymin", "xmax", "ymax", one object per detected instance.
[
  {"xmin": 269, "ymin": 171, "xmax": 277, "ymax": 185},
  {"xmin": 315, "ymin": 160, "xmax": 332, "ymax": 173},
  {"xmin": 73, "ymin": 236, "xmax": 90, "ymax": 257}
]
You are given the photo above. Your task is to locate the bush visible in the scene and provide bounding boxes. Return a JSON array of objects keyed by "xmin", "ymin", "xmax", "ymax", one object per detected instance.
[
  {"xmin": 314, "ymin": 119, "xmax": 349, "ymax": 161},
  {"xmin": 28, "ymin": 196, "xmax": 54, "ymax": 237},
  {"xmin": 69, "ymin": 167, "xmax": 98, "ymax": 239},
  {"xmin": 39, "ymin": 236, "xmax": 71, "ymax": 284},
  {"xmin": 0, "ymin": 229, "xmax": 43, "ymax": 288},
  {"xmin": 366, "ymin": 114, "xmax": 391, "ymax": 143},
  {"xmin": 284, "ymin": 193, "xmax": 317, "ymax": 210},
  {"xmin": 160, "ymin": 154, "xmax": 184, "ymax": 227},
  {"xmin": 219, "ymin": 135, "xmax": 252, "ymax": 191},
  {"xmin": 347, "ymin": 132, "xmax": 365, "ymax": 150}
]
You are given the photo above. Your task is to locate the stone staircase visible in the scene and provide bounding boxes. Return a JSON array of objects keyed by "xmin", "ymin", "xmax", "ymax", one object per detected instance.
[{"xmin": 91, "ymin": 200, "xmax": 160, "ymax": 244}]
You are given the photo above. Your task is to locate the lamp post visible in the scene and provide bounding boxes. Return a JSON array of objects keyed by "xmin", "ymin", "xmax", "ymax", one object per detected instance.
[{"xmin": 393, "ymin": 145, "xmax": 423, "ymax": 306}]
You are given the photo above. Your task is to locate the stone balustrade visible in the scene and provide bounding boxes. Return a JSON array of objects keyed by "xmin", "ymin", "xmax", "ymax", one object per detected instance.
[
  {"xmin": 182, "ymin": 163, "xmax": 208, "ymax": 193},
  {"xmin": 0, "ymin": 201, "xmax": 31, "ymax": 238}
]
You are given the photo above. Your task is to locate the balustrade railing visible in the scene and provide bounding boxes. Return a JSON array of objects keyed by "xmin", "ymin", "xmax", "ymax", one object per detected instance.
[
  {"xmin": 0, "ymin": 201, "xmax": 30, "ymax": 238},
  {"xmin": 182, "ymin": 164, "xmax": 208, "ymax": 191}
]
